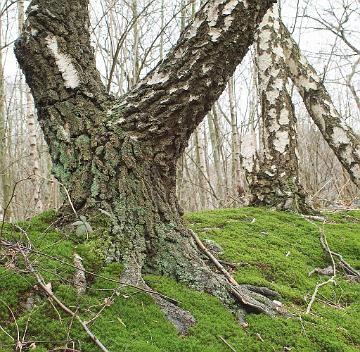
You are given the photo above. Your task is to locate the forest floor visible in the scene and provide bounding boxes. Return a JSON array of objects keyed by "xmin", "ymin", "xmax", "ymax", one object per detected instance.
[{"xmin": 0, "ymin": 207, "xmax": 359, "ymax": 352}]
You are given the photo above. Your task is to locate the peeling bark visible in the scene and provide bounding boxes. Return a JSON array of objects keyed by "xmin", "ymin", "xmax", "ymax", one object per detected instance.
[
  {"xmin": 280, "ymin": 23, "xmax": 360, "ymax": 188},
  {"xmin": 15, "ymin": 0, "xmax": 281, "ymax": 329},
  {"xmin": 248, "ymin": 5, "xmax": 312, "ymax": 213}
]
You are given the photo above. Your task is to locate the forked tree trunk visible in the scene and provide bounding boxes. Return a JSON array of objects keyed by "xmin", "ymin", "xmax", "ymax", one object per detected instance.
[
  {"xmin": 248, "ymin": 5, "xmax": 312, "ymax": 213},
  {"xmin": 15, "ymin": 0, "xmax": 281, "ymax": 331},
  {"xmin": 280, "ymin": 23, "xmax": 360, "ymax": 188}
]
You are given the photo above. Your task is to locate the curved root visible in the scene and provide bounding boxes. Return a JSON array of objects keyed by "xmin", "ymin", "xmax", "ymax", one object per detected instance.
[
  {"xmin": 117, "ymin": 231, "xmax": 289, "ymax": 335},
  {"xmin": 120, "ymin": 256, "xmax": 196, "ymax": 335}
]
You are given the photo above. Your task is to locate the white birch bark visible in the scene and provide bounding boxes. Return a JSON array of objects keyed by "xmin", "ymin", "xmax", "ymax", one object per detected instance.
[
  {"xmin": 248, "ymin": 5, "xmax": 311, "ymax": 213},
  {"xmin": 280, "ymin": 22, "xmax": 360, "ymax": 188}
]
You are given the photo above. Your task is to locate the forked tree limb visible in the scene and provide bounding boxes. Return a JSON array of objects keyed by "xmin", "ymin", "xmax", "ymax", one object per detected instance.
[
  {"xmin": 116, "ymin": 0, "xmax": 277, "ymax": 156},
  {"xmin": 280, "ymin": 22, "xmax": 360, "ymax": 187}
]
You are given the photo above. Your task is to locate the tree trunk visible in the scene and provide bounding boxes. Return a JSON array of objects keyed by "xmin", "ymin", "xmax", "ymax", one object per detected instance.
[
  {"xmin": 228, "ymin": 77, "xmax": 241, "ymax": 202},
  {"xmin": 248, "ymin": 5, "xmax": 312, "ymax": 213},
  {"xmin": 0, "ymin": 13, "xmax": 12, "ymax": 220},
  {"xmin": 15, "ymin": 0, "xmax": 281, "ymax": 331},
  {"xmin": 280, "ymin": 22, "xmax": 360, "ymax": 188},
  {"xmin": 18, "ymin": 0, "xmax": 44, "ymax": 214}
]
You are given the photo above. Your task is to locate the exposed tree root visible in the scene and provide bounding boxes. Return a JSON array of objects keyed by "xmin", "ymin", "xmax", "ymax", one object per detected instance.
[
  {"xmin": 117, "ymin": 229, "xmax": 289, "ymax": 335},
  {"xmin": 120, "ymin": 258, "xmax": 196, "ymax": 335},
  {"xmin": 190, "ymin": 230, "xmax": 286, "ymax": 316}
]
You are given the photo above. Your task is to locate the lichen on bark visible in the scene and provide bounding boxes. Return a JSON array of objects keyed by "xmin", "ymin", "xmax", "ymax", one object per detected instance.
[{"xmin": 15, "ymin": 0, "xmax": 282, "ymax": 332}]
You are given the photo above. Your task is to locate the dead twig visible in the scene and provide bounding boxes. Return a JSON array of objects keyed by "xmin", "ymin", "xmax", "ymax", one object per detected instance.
[
  {"xmin": 0, "ymin": 298, "xmax": 21, "ymax": 351},
  {"xmin": 306, "ymin": 226, "xmax": 337, "ymax": 314},
  {"xmin": 320, "ymin": 242, "xmax": 360, "ymax": 281},
  {"xmin": 190, "ymin": 230, "xmax": 281, "ymax": 314},
  {"xmin": 0, "ymin": 176, "xmax": 32, "ymax": 237},
  {"xmin": 190, "ymin": 230, "xmax": 237, "ymax": 285},
  {"xmin": 219, "ymin": 336, "xmax": 237, "ymax": 352},
  {"xmin": 19, "ymin": 250, "xmax": 110, "ymax": 352}
]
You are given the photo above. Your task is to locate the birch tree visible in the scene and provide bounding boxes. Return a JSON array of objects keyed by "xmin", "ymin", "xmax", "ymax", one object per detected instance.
[
  {"xmin": 280, "ymin": 23, "xmax": 360, "ymax": 188},
  {"xmin": 245, "ymin": 5, "xmax": 312, "ymax": 213},
  {"xmin": 15, "ymin": 0, "xmax": 282, "ymax": 331},
  {"xmin": 18, "ymin": 0, "xmax": 43, "ymax": 214}
]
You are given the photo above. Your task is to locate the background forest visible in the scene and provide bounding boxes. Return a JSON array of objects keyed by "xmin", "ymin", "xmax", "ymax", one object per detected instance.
[{"xmin": 1, "ymin": 0, "xmax": 359, "ymax": 219}]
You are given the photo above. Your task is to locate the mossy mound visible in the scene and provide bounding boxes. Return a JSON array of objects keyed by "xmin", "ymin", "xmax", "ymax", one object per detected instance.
[{"xmin": 0, "ymin": 208, "xmax": 359, "ymax": 351}]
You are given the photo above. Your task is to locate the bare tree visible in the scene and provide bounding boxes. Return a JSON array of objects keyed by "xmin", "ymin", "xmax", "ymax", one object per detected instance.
[
  {"xmin": 15, "ymin": 0, "xmax": 281, "ymax": 330},
  {"xmin": 0, "ymin": 12, "xmax": 12, "ymax": 220}
]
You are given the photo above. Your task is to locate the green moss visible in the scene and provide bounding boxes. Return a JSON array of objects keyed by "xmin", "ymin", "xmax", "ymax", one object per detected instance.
[{"xmin": 1, "ymin": 207, "xmax": 359, "ymax": 351}]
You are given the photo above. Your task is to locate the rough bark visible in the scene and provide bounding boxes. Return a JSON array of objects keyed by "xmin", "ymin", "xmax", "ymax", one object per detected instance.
[
  {"xmin": 15, "ymin": 0, "xmax": 280, "ymax": 331},
  {"xmin": 280, "ymin": 23, "xmax": 360, "ymax": 188},
  {"xmin": 247, "ymin": 5, "xmax": 312, "ymax": 213}
]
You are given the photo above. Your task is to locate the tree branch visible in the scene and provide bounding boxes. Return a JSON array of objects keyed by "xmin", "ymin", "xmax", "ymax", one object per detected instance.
[
  {"xmin": 15, "ymin": 0, "xmax": 107, "ymax": 107},
  {"xmin": 280, "ymin": 22, "xmax": 360, "ymax": 187},
  {"xmin": 111, "ymin": 0, "xmax": 276, "ymax": 157}
]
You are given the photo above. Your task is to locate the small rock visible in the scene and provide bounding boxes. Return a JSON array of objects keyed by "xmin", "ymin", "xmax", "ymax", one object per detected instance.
[
  {"xmin": 273, "ymin": 300, "xmax": 283, "ymax": 307},
  {"xmin": 204, "ymin": 239, "xmax": 224, "ymax": 256},
  {"xmin": 25, "ymin": 296, "xmax": 35, "ymax": 311}
]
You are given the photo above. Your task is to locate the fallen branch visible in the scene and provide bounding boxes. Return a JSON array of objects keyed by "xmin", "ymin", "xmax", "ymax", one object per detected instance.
[
  {"xmin": 190, "ymin": 230, "xmax": 237, "ymax": 285},
  {"xmin": 306, "ymin": 226, "xmax": 336, "ymax": 314},
  {"xmin": 73, "ymin": 254, "xmax": 87, "ymax": 295},
  {"xmin": 319, "ymin": 238, "xmax": 360, "ymax": 281},
  {"xmin": 0, "ymin": 298, "xmax": 21, "ymax": 351},
  {"xmin": 190, "ymin": 230, "xmax": 282, "ymax": 316}
]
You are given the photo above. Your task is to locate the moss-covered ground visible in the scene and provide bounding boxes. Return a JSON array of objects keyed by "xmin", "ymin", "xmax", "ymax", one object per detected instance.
[{"xmin": 0, "ymin": 207, "xmax": 359, "ymax": 351}]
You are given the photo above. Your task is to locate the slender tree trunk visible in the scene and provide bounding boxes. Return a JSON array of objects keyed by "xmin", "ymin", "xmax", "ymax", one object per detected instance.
[
  {"xmin": 0, "ymin": 14, "xmax": 12, "ymax": 220},
  {"xmin": 131, "ymin": 0, "xmax": 140, "ymax": 88},
  {"xmin": 18, "ymin": 0, "xmax": 44, "ymax": 214},
  {"xmin": 15, "ymin": 0, "xmax": 280, "ymax": 331},
  {"xmin": 248, "ymin": 5, "xmax": 312, "ymax": 213},
  {"xmin": 280, "ymin": 23, "xmax": 360, "ymax": 188},
  {"xmin": 194, "ymin": 126, "xmax": 207, "ymax": 208},
  {"xmin": 228, "ymin": 77, "xmax": 241, "ymax": 201},
  {"xmin": 208, "ymin": 108, "xmax": 224, "ymax": 205}
]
